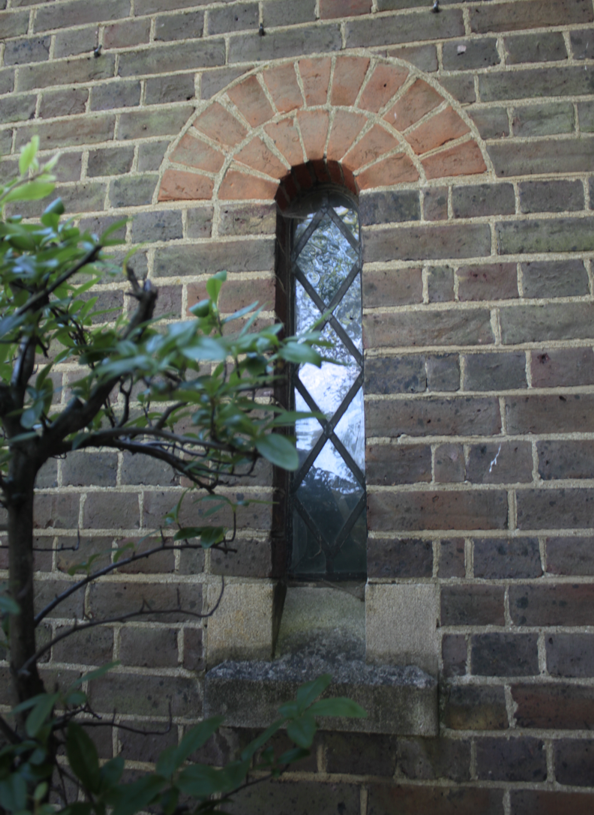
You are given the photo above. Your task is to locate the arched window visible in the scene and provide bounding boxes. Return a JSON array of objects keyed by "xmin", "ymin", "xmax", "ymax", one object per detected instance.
[{"xmin": 283, "ymin": 189, "xmax": 366, "ymax": 581}]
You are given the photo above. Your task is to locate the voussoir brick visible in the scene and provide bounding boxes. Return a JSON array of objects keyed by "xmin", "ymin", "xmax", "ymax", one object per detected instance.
[
  {"xmin": 193, "ymin": 102, "xmax": 248, "ymax": 149},
  {"xmin": 218, "ymin": 169, "xmax": 278, "ymax": 200},
  {"xmin": 356, "ymin": 153, "xmax": 419, "ymax": 189},
  {"xmin": 158, "ymin": 169, "xmax": 214, "ymax": 201},
  {"xmin": 406, "ymin": 107, "xmax": 469, "ymax": 156},
  {"xmin": 172, "ymin": 132, "xmax": 225, "ymax": 173},
  {"xmin": 330, "ymin": 56, "xmax": 370, "ymax": 107},
  {"xmin": 326, "ymin": 109, "xmax": 367, "ymax": 162},
  {"xmin": 227, "ymin": 76, "xmax": 275, "ymax": 128},
  {"xmin": 264, "ymin": 119, "xmax": 305, "ymax": 166},
  {"xmin": 297, "ymin": 110, "xmax": 330, "ymax": 161},
  {"xmin": 262, "ymin": 62, "xmax": 303, "ymax": 114},
  {"xmin": 422, "ymin": 141, "xmax": 487, "ymax": 180},
  {"xmin": 298, "ymin": 57, "xmax": 331, "ymax": 106},
  {"xmin": 384, "ymin": 79, "xmax": 442, "ymax": 132},
  {"xmin": 358, "ymin": 63, "xmax": 409, "ymax": 113},
  {"xmin": 234, "ymin": 137, "xmax": 288, "ymax": 178}
]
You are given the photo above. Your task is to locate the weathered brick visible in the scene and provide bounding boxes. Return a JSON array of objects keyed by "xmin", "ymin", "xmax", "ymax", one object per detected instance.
[
  {"xmin": 546, "ymin": 634, "xmax": 594, "ymax": 678},
  {"xmin": 440, "ymin": 75, "xmax": 476, "ymax": 105},
  {"xmin": 320, "ymin": 0, "xmax": 370, "ymax": 18},
  {"xmin": 367, "ymin": 538, "xmax": 433, "ymax": 579},
  {"xmin": 457, "ymin": 264, "xmax": 518, "ymax": 301},
  {"xmin": 90, "ymin": 79, "xmax": 141, "ymax": 111},
  {"xmin": 471, "ymin": 633, "xmax": 539, "ymax": 677},
  {"xmin": 208, "ymin": 3, "xmax": 258, "ymax": 35},
  {"xmin": 17, "ymin": 54, "xmax": 116, "ymax": 92},
  {"xmin": 512, "ymin": 683, "xmax": 594, "ymax": 729},
  {"xmin": 442, "ymin": 633, "xmax": 467, "ymax": 676},
  {"xmin": 362, "ymin": 268, "xmax": 422, "ymax": 308},
  {"xmin": 518, "ymin": 488, "xmax": 594, "ymax": 531},
  {"xmin": 228, "ymin": 24, "xmax": 342, "ymax": 63},
  {"xmin": 153, "ymin": 239, "xmax": 274, "ymax": 277},
  {"xmin": 117, "ymin": 106, "xmax": 192, "ymax": 140},
  {"xmin": 467, "ymin": 442, "xmax": 532, "ymax": 486},
  {"xmin": 474, "ymin": 538, "xmax": 541, "ymax": 579},
  {"xmin": 88, "ymin": 580, "xmax": 201, "ymax": 621},
  {"xmin": 489, "ymin": 139, "xmax": 594, "ymax": 178},
  {"xmin": 511, "ymin": 584, "xmax": 594, "ymax": 626},
  {"xmin": 87, "ymin": 146, "xmax": 135, "ymax": 177},
  {"xmin": 118, "ymin": 720, "xmax": 178, "ymax": 763},
  {"xmin": 520, "ymin": 180, "xmax": 584, "ymax": 214},
  {"xmin": 359, "ymin": 190, "xmax": 420, "ymax": 225},
  {"xmin": 52, "ymin": 625, "xmax": 114, "ymax": 664},
  {"xmin": 263, "ymin": 0, "xmax": 316, "ymax": 26},
  {"xmin": 0, "ymin": 93, "xmax": 36, "ymax": 124},
  {"xmin": 501, "ymin": 304, "xmax": 594, "ymax": 345},
  {"xmin": 218, "ymin": 203, "xmax": 275, "ymax": 236},
  {"xmin": 512, "ymin": 102, "xmax": 575, "ymax": 137},
  {"xmin": 0, "ymin": 68, "xmax": 14, "ymax": 96},
  {"xmin": 183, "ymin": 627, "xmax": 203, "ymax": 671},
  {"xmin": 228, "ymin": 779, "xmax": 360, "ymax": 815},
  {"xmin": 121, "ymin": 452, "xmax": 179, "ymax": 486},
  {"xmin": 326, "ymin": 732, "xmax": 396, "ymax": 776},
  {"xmin": 476, "ymin": 737, "xmax": 546, "ymax": 782},
  {"xmin": 210, "ymin": 537, "xmax": 272, "ymax": 578},
  {"xmin": 119, "ymin": 626, "xmax": 179, "ymax": 667},
  {"xmin": 468, "ymin": 107, "xmax": 510, "ymax": 140},
  {"xmin": 365, "ymin": 355, "xmax": 425, "ymax": 394},
  {"xmin": 4, "ymin": 36, "xmax": 50, "ymax": 65},
  {"xmin": 427, "ymin": 266, "xmax": 454, "ymax": 302},
  {"xmin": 370, "ymin": 487, "xmax": 505, "ymax": 534},
  {"xmin": 89, "ymin": 671, "xmax": 201, "ymax": 718},
  {"xmin": 345, "ymin": 8, "xmax": 464, "ymax": 49},
  {"xmin": 364, "ymin": 309, "xmax": 494, "ymax": 348},
  {"xmin": 426, "ymin": 355, "xmax": 460, "ymax": 392},
  {"xmin": 62, "ymin": 452, "xmax": 118, "ymax": 487},
  {"xmin": 53, "ymin": 181, "xmax": 107, "ymax": 214},
  {"xmin": 138, "ymin": 141, "xmax": 169, "ymax": 172},
  {"xmin": 386, "ymin": 43, "xmax": 437, "ymax": 72},
  {"xmin": 397, "ymin": 737, "xmax": 471, "ymax": 782},
  {"xmin": 0, "ymin": 9, "xmax": 29, "ymax": 39},
  {"xmin": 498, "ymin": 216, "xmax": 594, "ymax": 255},
  {"xmin": 555, "ymin": 739, "xmax": 594, "ymax": 787},
  {"xmin": 83, "ymin": 492, "xmax": 139, "ymax": 529},
  {"xmin": 469, "ymin": 0, "xmax": 593, "ymax": 34},
  {"xmin": 481, "ymin": 65, "xmax": 594, "ymax": 104},
  {"xmin": 39, "ymin": 87, "xmax": 88, "ymax": 118},
  {"xmin": 368, "ymin": 784, "xmax": 503, "ymax": 815},
  {"xmin": 367, "ymin": 444, "xmax": 431, "ymax": 485},
  {"xmin": 53, "ymin": 25, "xmax": 97, "ymax": 58},
  {"xmin": 423, "ymin": 188, "xmax": 448, "ymax": 222},
  {"xmin": 522, "ymin": 259, "xmax": 588, "ymax": 298},
  {"xmin": 34, "ymin": 494, "xmax": 80, "ymax": 529},
  {"xmin": 546, "ymin": 536, "xmax": 594, "ymax": 576},
  {"xmin": 143, "ymin": 489, "xmax": 271, "ymax": 531},
  {"xmin": 34, "ymin": 0, "xmax": 131, "ymax": 32},
  {"xmin": 571, "ymin": 28, "xmax": 594, "ymax": 60},
  {"xmin": 155, "ymin": 10, "xmax": 203, "ymax": 40},
  {"xmin": 16, "ymin": 114, "xmax": 115, "ymax": 149},
  {"xmin": 538, "ymin": 440, "xmax": 594, "ymax": 481},
  {"xmin": 200, "ymin": 66, "xmax": 248, "ymax": 100},
  {"xmin": 442, "ymin": 39, "xmax": 500, "ymax": 71},
  {"xmin": 442, "ymin": 684, "xmax": 508, "ymax": 730},
  {"xmin": 579, "ymin": 100, "xmax": 594, "ymax": 131},
  {"xmin": 129, "ymin": 210, "xmax": 183, "ymax": 243},
  {"xmin": 186, "ymin": 207, "xmax": 214, "ymax": 238},
  {"xmin": 34, "ymin": 577, "xmax": 85, "ymax": 620},
  {"xmin": 145, "ymin": 74, "xmax": 195, "ymax": 105},
  {"xmin": 103, "ymin": 19, "xmax": 150, "ymax": 49},
  {"xmin": 464, "ymin": 352, "xmax": 526, "ymax": 391},
  {"xmin": 366, "ymin": 397, "xmax": 500, "ymax": 437},
  {"xmin": 504, "ymin": 31, "xmax": 567, "ymax": 64},
  {"xmin": 109, "ymin": 175, "xmax": 157, "ymax": 208},
  {"xmin": 364, "ymin": 223, "xmax": 491, "ymax": 263},
  {"xmin": 434, "ymin": 444, "xmax": 465, "ymax": 484},
  {"xmin": 452, "ymin": 183, "xmax": 515, "ymax": 219},
  {"xmin": 441, "ymin": 585, "xmax": 505, "ymax": 626},
  {"xmin": 118, "ymin": 40, "xmax": 225, "ymax": 77}
]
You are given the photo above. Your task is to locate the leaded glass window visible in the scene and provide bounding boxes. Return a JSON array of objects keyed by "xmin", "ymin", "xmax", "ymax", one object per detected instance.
[{"xmin": 288, "ymin": 191, "xmax": 366, "ymax": 580}]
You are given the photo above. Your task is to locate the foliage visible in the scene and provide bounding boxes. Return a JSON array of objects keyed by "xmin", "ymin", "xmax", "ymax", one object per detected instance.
[{"xmin": 0, "ymin": 139, "xmax": 365, "ymax": 812}]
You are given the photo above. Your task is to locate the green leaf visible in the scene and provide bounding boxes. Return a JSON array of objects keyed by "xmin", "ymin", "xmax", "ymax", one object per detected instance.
[
  {"xmin": 0, "ymin": 594, "xmax": 19, "ymax": 615},
  {"xmin": 205, "ymin": 270, "xmax": 227, "ymax": 304},
  {"xmin": 287, "ymin": 713, "xmax": 316, "ymax": 749},
  {"xmin": 0, "ymin": 773, "xmax": 27, "ymax": 813},
  {"xmin": 19, "ymin": 137, "xmax": 39, "ymax": 176},
  {"xmin": 255, "ymin": 433, "xmax": 298, "ymax": 470},
  {"xmin": 25, "ymin": 692, "xmax": 59, "ymax": 737},
  {"xmin": 295, "ymin": 674, "xmax": 331, "ymax": 712},
  {"xmin": 66, "ymin": 722, "xmax": 100, "ymax": 793},
  {"xmin": 100, "ymin": 755, "xmax": 124, "ymax": 791},
  {"xmin": 176, "ymin": 764, "xmax": 226, "ymax": 798},
  {"xmin": 309, "ymin": 698, "xmax": 367, "ymax": 718},
  {"xmin": 182, "ymin": 337, "xmax": 228, "ymax": 362},
  {"xmin": 3, "ymin": 181, "xmax": 55, "ymax": 204},
  {"xmin": 69, "ymin": 660, "xmax": 119, "ymax": 689},
  {"xmin": 108, "ymin": 774, "xmax": 166, "ymax": 815},
  {"xmin": 173, "ymin": 718, "xmax": 224, "ymax": 766},
  {"xmin": 280, "ymin": 343, "xmax": 321, "ymax": 364},
  {"xmin": 239, "ymin": 719, "xmax": 283, "ymax": 762}
]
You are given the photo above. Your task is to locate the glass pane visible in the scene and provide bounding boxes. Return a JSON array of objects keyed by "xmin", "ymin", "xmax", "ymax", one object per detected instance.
[
  {"xmin": 295, "ymin": 279, "xmax": 320, "ymax": 334},
  {"xmin": 334, "ymin": 387, "xmax": 365, "ymax": 472},
  {"xmin": 335, "ymin": 205, "xmax": 360, "ymax": 241},
  {"xmin": 296, "ymin": 215, "xmax": 357, "ymax": 306},
  {"xmin": 295, "ymin": 390, "xmax": 323, "ymax": 455},
  {"xmin": 292, "ymin": 508, "xmax": 326, "ymax": 575},
  {"xmin": 330, "ymin": 510, "xmax": 367, "ymax": 576},
  {"xmin": 335, "ymin": 275, "xmax": 363, "ymax": 352},
  {"xmin": 298, "ymin": 354, "xmax": 359, "ymax": 419}
]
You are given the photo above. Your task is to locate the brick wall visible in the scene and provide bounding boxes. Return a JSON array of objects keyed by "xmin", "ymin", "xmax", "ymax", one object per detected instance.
[{"xmin": 1, "ymin": 0, "xmax": 594, "ymax": 812}]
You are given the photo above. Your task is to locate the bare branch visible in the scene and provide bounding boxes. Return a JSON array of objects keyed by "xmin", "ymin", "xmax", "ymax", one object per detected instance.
[{"xmin": 25, "ymin": 585, "xmax": 224, "ymax": 674}]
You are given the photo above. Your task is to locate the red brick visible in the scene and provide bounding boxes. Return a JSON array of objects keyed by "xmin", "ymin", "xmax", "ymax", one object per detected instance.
[
  {"xmin": 227, "ymin": 75, "xmax": 275, "ymax": 127},
  {"xmin": 193, "ymin": 102, "xmax": 247, "ymax": 149},
  {"xmin": 356, "ymin": 152, "xmax": 419, "ymax": 188},
  {"xmin": 330, "ymin": 55, "xmax": 370, "ymax": 106},
  {"xmin": 234, "ymin": 137, "xmax": 287, "ymax": 178},
  {"xmin": 517, "ymin": 488, "xmax": 594, "ymax": 530},
  {"xmin": 506, "ymin": 395, "xmax": 594, "ymax": 435},
  {"xmin": 422, "ymin": 140, "xmax": 488, "ymax": 179},
  {"xmin": 513, "ymin": 683, "xmax": 594, "ymax": 729},
  {"xmin": 297, "ymin": 110, "xmax": 330, "ymax": 160},
  {"xmin": 511, "ymin": 791, "xmax": 594, "ymax": 815},
  {"xmin": 546, "ymin": 537, "xmax": 594, "ymax": 576},
  {"xmin": 172, "ymin": 132, "xmax": 225, "ymax": 172},
  {"xmin": 367, "ymin": 785, "xmax": 503, "ymax": 815},
  {"xmin": 326, "ymin": 109, "xmax": 367, "ymax": 161},
  {"xmin": 262, "ymin": 62, "xmax": 303, "ymax": 113},
  {"xmin": 358, "ymin": 63, "xmax": 409, "ymax": 113},
  {"xmin": 406, "ymin": 107, "xmax": 470, "ymax": 155},
  {"xmin": 298, "ymin": 57, "xmax": 331, "ymax": 106},
  {"xmin": 343, "ymin": 123, "xmax": 400, "ymax": 171},
  {"xmin": 368, "ymin": 489, "xmax": 508, "ymax": 532},
  {"xmin": 218, "ymin": 169, "xmax": 278, "ymax": 201},
  {"xmin": 320, "ymin": 0, "xmax": 371, "ymax": 19},
  {"xmin": 384, "ymin": 79, "xmax": 442, "ymax": 131},
  {"xmin": 158, "ymin": 169, "xmax": 214, "ymax": 201},
  {"xmin": 510, "ymin": 584, "xmax": 594, "ymax": 626},
  {"xmin": 264, "ymin": 119, "xmax": 304, "ymax": 165},
  {"xmin": 530, "ymin": 348, "xmax": 594, "ymax": 388},
  {"xmin": 457, "ymin": 263, "xmax": 518, "ymax": 301}
]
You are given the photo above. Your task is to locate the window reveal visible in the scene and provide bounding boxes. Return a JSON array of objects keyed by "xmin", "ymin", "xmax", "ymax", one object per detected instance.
[{"xmin": 288, "ymin": 193, "xmax": 367, "ymax": 580}]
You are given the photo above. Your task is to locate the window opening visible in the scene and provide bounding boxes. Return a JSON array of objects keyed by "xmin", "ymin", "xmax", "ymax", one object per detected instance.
[{"xmin": 288, "ymin": 190, "xmax": 366, "ymax": 581}]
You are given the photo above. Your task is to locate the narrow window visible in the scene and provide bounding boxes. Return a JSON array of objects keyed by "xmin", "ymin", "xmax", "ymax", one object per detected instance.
[{"xmin": 287, "ymin": 190, "xmax": 366, "ymax": 580}]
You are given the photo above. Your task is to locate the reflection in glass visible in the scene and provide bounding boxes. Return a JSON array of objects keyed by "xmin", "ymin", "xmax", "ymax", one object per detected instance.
[{"xmin": 290, "ymin": 197, "xmax": 366, "ymax": 580}]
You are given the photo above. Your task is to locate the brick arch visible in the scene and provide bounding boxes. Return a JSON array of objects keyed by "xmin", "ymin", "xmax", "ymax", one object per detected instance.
[{"xmin": 157, "ymin": 54, "xmax": 490, "ymax": 206}]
